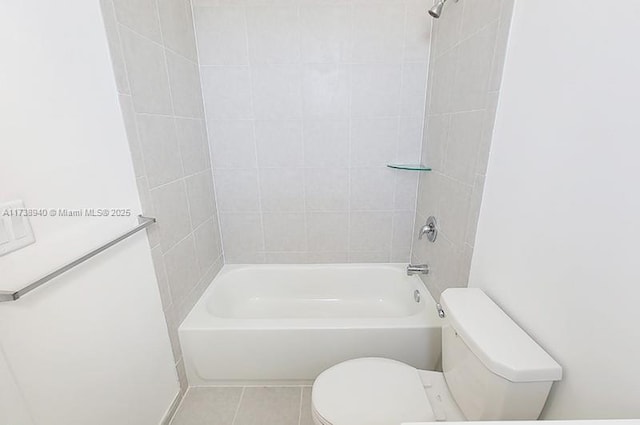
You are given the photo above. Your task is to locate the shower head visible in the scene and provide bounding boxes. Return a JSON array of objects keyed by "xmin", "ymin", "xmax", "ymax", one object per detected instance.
[
  {"xmin": 428, "ymin": 0, "xmax": 446, "ymax": 18},
  {"xmin": 428, "ymin": 0, "xmax": 457, "ymax": 19}
]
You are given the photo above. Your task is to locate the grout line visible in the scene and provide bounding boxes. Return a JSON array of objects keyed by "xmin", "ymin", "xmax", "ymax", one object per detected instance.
[
  {"xmin": 296, "ymin": 0, "xmax": 309, "ymax": 261},
  {"xmin": 230, "ymin": 387, "xmax": 246, "ymax": 425},
  {"xmin": 242, "ymin": 4, "xmax": 268, "ymax": 263},
  {"xmin": 147, "ymin": 167, "xmax": 211, "ymax": 192},
  {"xmin": 116, "ymin": 20, "xmax": 199, "ymax": 65},
  {"xmin": 390, "ymin": 0, "xmax": 411, "ymax": 263},
  {"xmin": 432, "ymin": 7, "xmax": 500, "ymax": 61},
  {"xmin": 198, "ymin": 60, "xmax": 430, "ymax": 67},
  {"xmin": 297, "ymin": 387, "xmax": 304, "ymax": 425},
  {"xmin": 345, "ymin": 1, "xmax": 355, "ymax": 261},
  {"xmin": 135, "ymin": 111, "xmax": 204, "ymax": 120}
]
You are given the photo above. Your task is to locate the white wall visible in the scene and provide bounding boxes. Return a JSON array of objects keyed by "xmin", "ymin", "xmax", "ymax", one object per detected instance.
[
  {"xmin": 193, "ymin": 0, "xmax": 432, "ymax": 263},
  {"xmin": 0, "ymin": 1, "xmax": 178, "ymax": 424},
  {"xmin": 0, "ymin": 346, "xmax": 34, "ymax": 425},
  {"xmin": 469, "ymin": 0, "xmax": 640, "ymax": 419}
]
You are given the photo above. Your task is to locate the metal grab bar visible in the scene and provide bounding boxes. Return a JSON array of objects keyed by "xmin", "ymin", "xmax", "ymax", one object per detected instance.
[{"xmin": 0, "ymin": 215, "xmax": 156, "ymax": 303}]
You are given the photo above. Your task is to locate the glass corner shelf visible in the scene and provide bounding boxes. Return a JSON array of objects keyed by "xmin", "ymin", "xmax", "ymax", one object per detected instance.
[{"xmin": 386, "ymin": 163, "xmax": 432, "ymax": 172}]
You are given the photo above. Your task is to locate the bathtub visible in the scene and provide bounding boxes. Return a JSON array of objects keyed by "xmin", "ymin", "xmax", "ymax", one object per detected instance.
[{"xmin": 179, "ymin": 263, "xmax": 443, "ymax": 386}]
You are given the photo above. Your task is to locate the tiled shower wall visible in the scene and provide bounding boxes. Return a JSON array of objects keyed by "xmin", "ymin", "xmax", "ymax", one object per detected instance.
[
  {"xmin": 100, "ymin": 0, "xmax": 223, "ymax": 393},
  {"xmin": 411, "ymin": 0, "xmax": 514, "ymax": 299},
  {"xmin": 193, "ymin": 0, "xmax": 433, "ymax": 263}
]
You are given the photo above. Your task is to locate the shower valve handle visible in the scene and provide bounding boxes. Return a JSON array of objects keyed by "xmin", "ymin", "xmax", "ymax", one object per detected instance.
[{"xmin": 418, "ymin": 216, "xmax": 438, "ymax": 242}]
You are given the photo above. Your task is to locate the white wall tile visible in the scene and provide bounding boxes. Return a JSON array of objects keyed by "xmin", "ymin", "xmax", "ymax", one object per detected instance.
[
  {"xmin": 137, "ymin": 176, "xmax": 162, "ymax": 248},
  {"xmin": 192, "ymin": 0, "xmax": 432, "ymax": 263},
  {"xmin": 194, "ymin": 218, "xmax": 222, "ymax": 273},
  {"xmin": 194, "ymin": 6, "xmax": 248, "ymax": 66},
  {"xmin": 302, "ymin": 64, "xmax": 349, "ymax": 119},
  {"xmin": 307, "ymin": 251, "xmax": 348, "ymax": 264},
  {"xmin": 393, "ymin": 172, "xmax": 419, "ymax": 210},
  {"xmin": 150, "ymin": 245, "xmax": 172, "ymax": 310},
  {"xmin": 428, "ymin": 48, "xmax": 458, "ymax": 114},
  {"xmin": 300, "ymin": 4, "xmax": 351, "ymax": 63},
  {"xmin": 103, "ymin": 0, "xmax": 222, "ymax": 388},
  {"xmin": 431, "ymin": 0, "xmax": 463, "ymax": 56},
  {"xmin": 263, "ymin": 212, "xmax": 307, "ymax": 251},
  {"xmin": 351, "ymin": 3, "xmax": 405, "ymax": 63},
  {"xmin": 166, "ymin": 51, "xmax": 205, "ymax": 118},
  {"xmin": 475, "ymin": 91, "xmax": 499, "ymax": 176},
  {"xmin": 350, "ymin": 64, "xmax": 402, "ymax": 117},
  {"xmin": 214, "ymin": 169, "xmax": 261, "ymax": 211},
  {"xmin": 252, "ymin": 65, "xmax": 302, "ymax": 119},
  {"xmin": 120, "ymin": 26, "xmax": 173, "ymax": 114},
  {"xmin": 465, "ymin": 174, "xmax": 485, "ymax": 247},
  {"xmin": 397, "ymin": 116, "xmax": 423, "ymax": 164},
  {"xmin": 210, "ymin": 120, "xmax": 257, "ymax": 169},
  {"xmin": 403, "ymin": 0, "xmax": 432, "ymax": 62},
  {"xmin": 201, "ymin": 67, "xmax": 253, "ymax": 119},
  {"xmin": 158, "ymin": 0, "xmax": 198, "ymax": 61},
  {"xmin": 349, "ymin": 211, "xmax": 393, "ymax": 251},
  {"xmin": 450, "ymin": 22, "xmax": 498, "ymax": 111},
  {"xmin": 186, "ymin": 170, "xmax": 216, "ymax": 228},
  {"xmin": 260, "ymin": 168, "xmax": 305, "ymax": 211},
  {"xmin": 136, "ymin": 114, "xmax": 183, "ymax": 188},
  {"xmin": 303, "ymin": 120, "xmax": 349, "ymax": 167},
  {"xmin": 265, "ymin": 252, "xmax": 309, "ymax": 264},
  {"xmin": 164, "ymin": 235, "xmax": 200, "ymax": 303},
  {"xmin": 348, "ymin": 251, "xmax": 390, "ymax": 263},
  {"xmin": 176, "ymin": 118, "xmax": 209, "ymax": 175},
  {"xmin": 113, "ymin": 0, "xmax": 162, "ymax": 43},
  {"xmin": 391, "ymin": 211, "xmax": 414, "ymax": 262},
  {"xmin": 225, "ymin": 251, "xmax": 266, "ymax": 264},
  {"xmin": 460, "ymin": 0, "xmax": 502, "ymax": 40},
  {"xmin": 304, "ymin": 168, "xmax": 349, "ymax": 211},
  {"xmin": 220, "ymin": 212, "xmax": 264, "ymax": 259},
  {"xmin": 488, "ymin": 1, "xmax": 513, "ymax": 92},
  {"xmin": 246, "ymin": 5, "xmax": 300, "ymax": 64},
  {"xmin": 401, "ymin": 62, "xmax": 428, "ymax": 116},
  {"xmin": 151, "ymin": 179, "xmax": 192, "ymax": 252},
  {"xmin": 422, "ymin": 114, "xmax": 449, "ymax": 172},
  {"xmin": 307, "ymin": 212, "xmax": 348, "ymax": 252},
  {"xmin": 411, "ymin": 0, "xmax": 510, "ymax": 296},
  {"xmin": 255, "ymin": 120, "xmax": 304, "ymax": 167},
  {"xmin": 350, "ymin": 167, "xmax": 395, "ymax": 210},
  {"xmin": 443, "ymin": 110, "xmax": 484, "ymax": 185},
  {"xmin": 350, "ymin": 118, "xmax": 398, "ymax": 167}
]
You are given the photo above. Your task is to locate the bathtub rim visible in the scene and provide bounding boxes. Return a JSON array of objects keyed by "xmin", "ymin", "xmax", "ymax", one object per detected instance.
[{"xmin": 179, "ymin": 263, "xmax": 443, "ymax": 331}]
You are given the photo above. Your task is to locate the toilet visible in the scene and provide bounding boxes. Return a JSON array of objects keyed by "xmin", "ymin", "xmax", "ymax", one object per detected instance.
[{"xmin": 311, "ymin": 288, "xmax": 562, "ymax": 425}]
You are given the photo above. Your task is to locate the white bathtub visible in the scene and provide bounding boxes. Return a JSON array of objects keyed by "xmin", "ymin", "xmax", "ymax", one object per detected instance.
[{"xmin": 179, "ymin": 264, "xmax": 443, "ymax": 385}]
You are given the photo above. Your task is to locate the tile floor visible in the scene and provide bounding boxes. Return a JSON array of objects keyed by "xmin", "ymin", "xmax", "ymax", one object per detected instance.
[{"xmin": 170, "ymin": 387, "xmax": 314, "ymax": 425}]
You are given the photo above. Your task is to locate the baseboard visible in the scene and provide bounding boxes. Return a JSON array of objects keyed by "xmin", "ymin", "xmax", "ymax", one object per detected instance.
[{"xmin": 159, "ymin": 390, "xmax": 183, "ymax": 425}]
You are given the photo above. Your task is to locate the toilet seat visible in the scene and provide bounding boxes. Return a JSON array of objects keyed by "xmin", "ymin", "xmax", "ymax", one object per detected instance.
[{"xmin": 311, "ymin": 358, "xmax": 437, "ymax": 425}]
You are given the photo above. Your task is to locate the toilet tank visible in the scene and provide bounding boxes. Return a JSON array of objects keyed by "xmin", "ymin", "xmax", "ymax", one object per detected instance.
[{"xmin": 440, "ymin": 288, "xmax": 562, "ymax": 420}]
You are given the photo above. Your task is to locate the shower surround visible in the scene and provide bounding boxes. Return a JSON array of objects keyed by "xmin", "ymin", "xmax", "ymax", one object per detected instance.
[
  {"xmin": 101, "ymin": 0, "xmax": 223, "ymax": 393},
  {"xmin": 411, "ymin": 0, "xmax": 514, "ymax": 299},
  {"xmin": 193, "ymin": 0, "xmax": 433, "ymax": 263}
]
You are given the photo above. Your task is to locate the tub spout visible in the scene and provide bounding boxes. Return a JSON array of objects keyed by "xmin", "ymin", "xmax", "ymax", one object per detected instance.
[{"xmin": 406, "ymin": 264, "xmax": 429, "ymax": 276}]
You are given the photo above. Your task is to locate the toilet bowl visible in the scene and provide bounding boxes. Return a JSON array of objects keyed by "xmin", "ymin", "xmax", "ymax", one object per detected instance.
[
  {"xmin": 312, "ymin": 357, "xmax": 464, "ymax": 425},
  {"xmin": 311, "ymin": 288, "xmax": 562, "ymax": 425}
]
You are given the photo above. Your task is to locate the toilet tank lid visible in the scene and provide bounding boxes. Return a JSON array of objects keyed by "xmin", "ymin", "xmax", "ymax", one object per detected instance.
[{"xmin": 441, "ymin": 288, "xmax": 562, "ymax": 383}]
